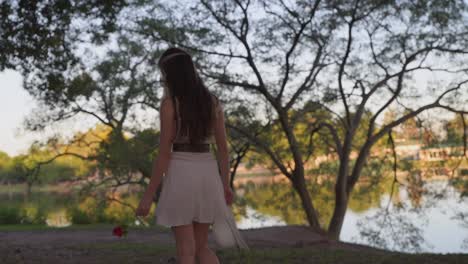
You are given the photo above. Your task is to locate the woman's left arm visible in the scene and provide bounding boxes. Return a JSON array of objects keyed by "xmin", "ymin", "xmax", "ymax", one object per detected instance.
[{"xmin": 136, "ymin": 98, "xmax": 174, "ymax": 216}]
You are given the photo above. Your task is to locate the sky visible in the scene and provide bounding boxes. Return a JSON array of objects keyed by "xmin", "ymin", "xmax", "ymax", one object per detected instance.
[
  {"xmin": 0, "ymin": 70, "xmax": 37, "ymax": 156},
  {"xmin": 0, "ymin": 69, "xmax": 107, "ymax": 157}
]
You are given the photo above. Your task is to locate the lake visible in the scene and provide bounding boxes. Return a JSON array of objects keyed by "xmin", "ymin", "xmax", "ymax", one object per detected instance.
[{"xmin": 1, "ymin": 175, "xmax": 467, "ymax": 254}]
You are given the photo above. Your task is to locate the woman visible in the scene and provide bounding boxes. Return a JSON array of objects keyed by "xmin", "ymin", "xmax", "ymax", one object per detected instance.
[{"xmin": 135, "ymin": 47, "xmax": 249, "ymax": 264}]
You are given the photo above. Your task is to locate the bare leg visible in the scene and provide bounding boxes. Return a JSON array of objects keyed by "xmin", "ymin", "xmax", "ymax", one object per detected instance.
[
  {"xmin": 193, "ymin": 221, "xmax": 220, "ymax": 264},
  {"xmin": 172, "ymin": 224, "xmax": 196, "ymax": 264}
]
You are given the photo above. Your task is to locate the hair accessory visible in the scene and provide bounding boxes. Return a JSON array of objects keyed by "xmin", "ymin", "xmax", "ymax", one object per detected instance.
[{"xmin": 159, "ymin": 52, "xmax": 189, "ymax": 63}]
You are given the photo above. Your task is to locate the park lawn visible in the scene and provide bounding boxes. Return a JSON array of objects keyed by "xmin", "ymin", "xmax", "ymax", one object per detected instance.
[
  {"xmin": 0, "ymin": 223, "xmax": 170, "ymax": 232},
  {"xmin": 69, "ymin": 242, "xmax": 468, "ymax": 264},
  {"xmin": 2, "ymin": 224, "xmax": 468, "ymax": 263}
]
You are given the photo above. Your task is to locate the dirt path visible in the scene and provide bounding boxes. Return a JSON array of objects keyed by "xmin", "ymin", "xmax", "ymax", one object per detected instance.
[
  {"xmin": 0, "ymin": 225, "xmax": 387, "ymax": 263},
  {"xmin": 2, "ymin": 225, "xmax": 381, "ymax": 250}
]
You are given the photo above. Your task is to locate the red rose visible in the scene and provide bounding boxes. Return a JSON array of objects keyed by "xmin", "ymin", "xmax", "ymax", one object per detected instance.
[
  {"xmin": 112, "ymin": 224, "xmax": 128, "ymax": 238},
  {"xmin": 113, "ymin": 226, "xmax": 124, "ymax": 237}
]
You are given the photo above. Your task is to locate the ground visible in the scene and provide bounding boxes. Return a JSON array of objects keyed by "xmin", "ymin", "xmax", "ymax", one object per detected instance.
[{"xmin": 1, "ymin": 224, "xmax": 467, "ymax": 263}]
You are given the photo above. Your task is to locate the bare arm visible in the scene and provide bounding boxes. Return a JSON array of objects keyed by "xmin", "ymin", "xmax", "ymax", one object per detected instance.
[
  {"xmin": 145, "ymin": 97, "xmax": 175, "ymax": 196},
  {"xmin": 213, "ymin": 100, "xmax": 230, "ymax": 189},
  {"xmin": 136, "ymin": 97, "xmax": 175, "ymax": 216}
]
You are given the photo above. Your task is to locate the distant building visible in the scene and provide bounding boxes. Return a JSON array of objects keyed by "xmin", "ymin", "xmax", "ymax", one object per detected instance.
[{"xmin": 394, "ymin": 143, "xmax": 421, "ymax": 160}]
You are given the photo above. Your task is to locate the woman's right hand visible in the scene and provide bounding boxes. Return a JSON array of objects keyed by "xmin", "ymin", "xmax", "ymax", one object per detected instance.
[
  {"xmin": 136, "ymin": 191, "xmax": 153, "ymax": 217},
  {"xmin": 224, "ymin": 186, "xmax": 234, "ymax": 206}
]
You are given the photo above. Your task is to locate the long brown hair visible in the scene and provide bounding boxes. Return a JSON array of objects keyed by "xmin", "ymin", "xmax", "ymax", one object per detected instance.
[{"xmin": 158, "ymin": 47, "xmax": 217, "ymax": 144}]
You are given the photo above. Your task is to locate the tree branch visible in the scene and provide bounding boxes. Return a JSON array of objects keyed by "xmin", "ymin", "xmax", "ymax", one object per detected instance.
[{"xmin": 226, "ymin": 122, "xmax": 293, "ymax": 179}]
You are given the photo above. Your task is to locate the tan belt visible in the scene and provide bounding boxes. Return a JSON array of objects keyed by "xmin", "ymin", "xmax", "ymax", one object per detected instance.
[{"xmin": 172, "ymin": 143, "xmax": 211, "ymax": 152}]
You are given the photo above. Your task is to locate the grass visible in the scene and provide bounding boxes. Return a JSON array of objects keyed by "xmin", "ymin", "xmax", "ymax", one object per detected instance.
[
  {"xmin": 67, "ymin": 242, "xmax": 468, "ymax": 264},
  {"xmin": 2, "ymin": 224, "xmax": 468, "ymax": 263},
  {"xmin": 0, "ymin": 223, "xmax": 170, "ymax": 232}
]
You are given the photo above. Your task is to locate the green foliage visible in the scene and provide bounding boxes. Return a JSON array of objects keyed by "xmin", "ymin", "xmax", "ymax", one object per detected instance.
[
  {"xmin": 0, "ymin": 0, "xmax": 127, "ymax": 71},
  {"xmin": 67, "ymin": 72, "xmax": 98, "ymax": 100},
  {"xmin": 0, "ymin": 139, "xmax": 95, "ymax": 185},
  {"xmin": 404, "ymin": 0, "xmax": 466, "ymax": 27},
  {"xmin": 0, "ymin": 206, "xmax": 22, "ymax": 224},
  {"xmin": 442, "ymin": 114, "xmax": 467, "ymax": 146},
  {"xmin": 0, "ymin": 186, "xmax": 154, "ymax": 226},
  {"xmin": 2, "ymin": 155, "xmax": 28, "ymax": 183},
  {"xmin": 94, "ymin": 128, "xmax": 158, "ymax": 180},
  {"xmin": 67, "ymin": 196, "xmax": 107, "ymax": 224},
  {"xmin": 0, "ymin": 202, "xmax": 47, "ymax": 225}
]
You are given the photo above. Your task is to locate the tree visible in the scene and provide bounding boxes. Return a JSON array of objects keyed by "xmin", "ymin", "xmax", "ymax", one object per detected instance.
[
  {"xmin": 0, "ymin": 0, "xmax": 127, "ymax": 71},
  {"xmin": 20, "ymin": 34, "xmax": 164, "ymax": 196},
  {"xmin": 0, "ymin": 151, "xmax": 14, "ymax": 184},
  {"xmin": 133, "ymin": 0, "xmax": 468, "ymax": 239}
]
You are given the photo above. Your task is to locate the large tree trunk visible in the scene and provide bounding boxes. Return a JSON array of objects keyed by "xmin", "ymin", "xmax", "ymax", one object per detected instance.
[
  {"xmin": 327, "ymin": 181, "xmax": 349, "ymax": 240},
  {"xmin": 327, "ymin": 136, "xmax": 373, "ymax": 239},
  {"xmin": 277, "ymin": 109, "xmax": 322, "ymax": 229},
  {"xmin": 229, "ymin": 152, "xmax": 245, "ymax": 190},
  {"xmin": 327, "ymin": 135, "xmax": 352, "ymax": 240},
  {"xmin": 292, "ymin": 169, "xmax": 321, "ymax": 229}
]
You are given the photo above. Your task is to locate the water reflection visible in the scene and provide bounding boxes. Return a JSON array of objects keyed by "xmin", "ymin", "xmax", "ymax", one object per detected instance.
[
  {"xmin": 342, "ymin": 181, "xmax": 468, "ymax": 253},
  {"xmin": 0, "ymin": 175, "xmax": 467, "ymax": 253},
  {"xmin": 236, "ymin": 206, "xmax": 286, "ymax": 229},
  {"xmin": 45, "ymin": 209, "xmax": 71, "ymax": 227}
]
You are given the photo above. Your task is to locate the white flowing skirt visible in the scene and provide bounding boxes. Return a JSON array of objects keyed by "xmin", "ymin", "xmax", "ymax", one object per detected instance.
[{"xmin": 154, "ymin": 151, "xmax": 249, "ymax": 249}]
